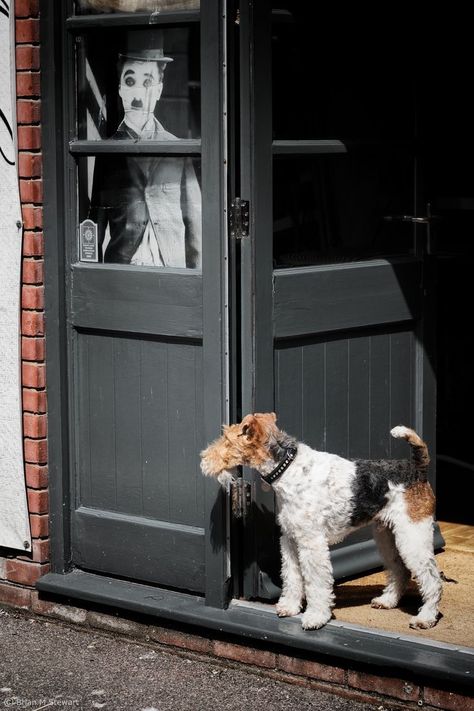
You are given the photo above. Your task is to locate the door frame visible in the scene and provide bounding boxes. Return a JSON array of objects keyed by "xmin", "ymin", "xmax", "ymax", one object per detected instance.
[{"xmin": 41, "ymin": 0, "xmax": 230, "ymax": 607}]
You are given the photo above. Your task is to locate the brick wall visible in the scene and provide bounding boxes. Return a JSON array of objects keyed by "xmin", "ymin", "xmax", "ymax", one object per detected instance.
[{"xmin": 0, "ymin": 0, "xmax": 50, "ymax": 601}]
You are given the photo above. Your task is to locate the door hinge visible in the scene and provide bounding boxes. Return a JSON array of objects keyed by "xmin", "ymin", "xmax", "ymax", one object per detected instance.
[
  {"xmin": 231, "ymin": 478, "xmax": 252, "ymax": 519},
  {"xmin": 229, "ymin": 198, "xmax": 250, "ymax": 240}
]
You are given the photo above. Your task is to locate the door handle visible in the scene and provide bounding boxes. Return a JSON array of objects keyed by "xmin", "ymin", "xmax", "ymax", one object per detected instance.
[
  {"xmin": 383, "ymin": 215, "xmax": 434, "ymax": 224},
  {"xmin": 383, "ymin": 204, "xmax": 440, "ymax": 255}
]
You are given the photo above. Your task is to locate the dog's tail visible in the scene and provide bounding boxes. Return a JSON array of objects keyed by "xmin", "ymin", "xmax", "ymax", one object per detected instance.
[{"xmin": 390, "ymin": 425, "xmax": 430, "ymax": 478}]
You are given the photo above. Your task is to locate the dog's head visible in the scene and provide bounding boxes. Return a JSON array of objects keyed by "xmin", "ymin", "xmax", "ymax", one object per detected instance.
[{"xmin": 200, "ymin": 412, "xmax": 279, "ymax": 485}]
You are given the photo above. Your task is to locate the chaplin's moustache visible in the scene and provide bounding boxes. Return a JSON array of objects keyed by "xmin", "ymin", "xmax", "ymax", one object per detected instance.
[{"xmin": 131, "ymin": 99, "xmax": 144, "ymax": 109}]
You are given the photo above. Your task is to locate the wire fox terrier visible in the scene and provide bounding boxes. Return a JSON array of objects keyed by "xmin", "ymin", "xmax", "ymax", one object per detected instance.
[{"xmin": 200, "ymin": 412, "xmax": 442, "ymax": 631}]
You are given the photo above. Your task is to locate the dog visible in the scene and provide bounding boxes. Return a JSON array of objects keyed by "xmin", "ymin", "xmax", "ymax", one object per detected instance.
[{"xmin": 200, "ymin": 412, "xmax": 442, "ymax": 631}]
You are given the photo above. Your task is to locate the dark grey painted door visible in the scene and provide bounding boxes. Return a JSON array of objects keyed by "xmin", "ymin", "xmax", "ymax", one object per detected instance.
[
  {"xmin": 63, "ymin": 3, "xmax": 228, "ymax": 598},
  {"xmin": 239, "ymin": 3, "xmax": 437, "ymax": 600}
]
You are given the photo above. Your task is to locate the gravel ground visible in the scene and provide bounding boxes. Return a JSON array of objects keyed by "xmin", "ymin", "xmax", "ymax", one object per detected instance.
[{"xmin": 0, "ymin": 607, "xmax": 399, "ymax": 711}]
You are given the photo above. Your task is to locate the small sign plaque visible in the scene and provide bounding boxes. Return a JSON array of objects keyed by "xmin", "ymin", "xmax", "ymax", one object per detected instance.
[{"xmin": 79, "ymin": 219, "xmax": 98, "ymax": 262}]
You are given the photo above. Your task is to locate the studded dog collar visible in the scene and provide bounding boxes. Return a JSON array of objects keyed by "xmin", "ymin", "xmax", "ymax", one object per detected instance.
[{"xmin": 261, "ymin": 446, "xmax": 298, "ymax": 486}]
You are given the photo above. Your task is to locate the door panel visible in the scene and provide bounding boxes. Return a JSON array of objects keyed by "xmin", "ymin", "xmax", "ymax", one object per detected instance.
[
  {"xmin": 74, "ymin": 321, "xmax": 206, "ymax": 587},
  {"xmin": 255, "ymin": 328, "xmax": 415, "ymax": 591},
  {"xmin": 76, "ymin": 332, "xmax": 204, "ymax": 522},
  {"xmin": 273, "ymin": 260, "xmax": 421, "ymax": 337},
  {"xmin": 275, "ymin": 328, "xmax": 414, "ymax": 460}
]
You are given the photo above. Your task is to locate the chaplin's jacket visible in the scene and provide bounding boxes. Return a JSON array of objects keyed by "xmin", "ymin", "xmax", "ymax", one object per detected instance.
[{"xmin": 90, "ymin": 119, "xmax": 202, "ymax": 267}]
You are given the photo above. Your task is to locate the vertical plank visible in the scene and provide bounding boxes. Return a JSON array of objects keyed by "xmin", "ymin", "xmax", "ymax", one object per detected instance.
[
  {"xmin": 275, "ymin": 344, "xmax": 303, "ymax": 439},
  {"xmin": 348, "ymin": 335, "xmax": 370, "ymax": 459},
  {"xmin": 389, "ymin": 330, "xmax": 414, "ymax": 458},
  {"xmin": 325, "ymin": 338, "xmax": 349, "ymax": 457},
  {"xmin": 76, "ymin": 334, "xmax": 91, "ymax": 507},
  {"xmin": 369, "ymin": 333, "xmax": 391, "ymax": 458},
  {"xmin": 194, "ymin": 347, "xmax": 205, "ymax": 521},
  {"xmin": 141, "ymin": 340, "xmax": 170, "ymax": 522},
  {"xmin": 114, "ymin": 338, "xmax": 142, "ymax": 515},
  {"xmin": 87, "ymin": 334, "xmax": 117, "ymax": 509},
  {"xmin": 167, "ymin": 343, "xmax": 203, "ymax": 527},
  {"xmin": 302, "ymin": 340, "xmax": 326, "ymax": 450}
]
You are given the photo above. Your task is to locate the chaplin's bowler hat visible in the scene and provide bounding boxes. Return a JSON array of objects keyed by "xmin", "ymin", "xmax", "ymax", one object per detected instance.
[{"xmin": 119, "ymin": 30, "xmax": 173, "ymax": 63}]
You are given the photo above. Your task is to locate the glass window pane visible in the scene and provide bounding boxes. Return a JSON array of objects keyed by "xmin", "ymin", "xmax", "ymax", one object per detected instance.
[
  {"xmin": 75, "ymin": 0, "xmax": 199, "ymax": 14},
  {"xmin": 77, "ymin": 27, "xmax": 201, "ymax": 139},
  {"xmin": 78, "ymin": 155, "xmax": 202, "ymax": 268},
  {"xmin": 272, "ymin": 3, "xmax": 414, "ymax": 142},
  {"xmin": 273, "ymin": 152, "xmax": 415, "ymax": 268}
]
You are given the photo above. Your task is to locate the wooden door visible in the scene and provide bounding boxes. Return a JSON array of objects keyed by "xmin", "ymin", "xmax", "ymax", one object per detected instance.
[
  {"xmin": 238, "ymin": 1, "xmax": 439, "ymax": 599},
  {"xmin": 56, "ymin": 1, "xmax": 228, "ymax": 600}
]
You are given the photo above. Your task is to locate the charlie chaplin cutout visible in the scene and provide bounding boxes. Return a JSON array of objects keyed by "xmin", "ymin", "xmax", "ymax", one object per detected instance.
[{"xmin": 89, "ymin": 30, "xmax": 202, "ymax": 267}]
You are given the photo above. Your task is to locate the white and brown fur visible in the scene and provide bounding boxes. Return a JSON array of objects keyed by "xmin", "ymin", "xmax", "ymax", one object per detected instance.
[{"xmin": 200, "ymin": 413, "xmax": 442, "ymax": 631}]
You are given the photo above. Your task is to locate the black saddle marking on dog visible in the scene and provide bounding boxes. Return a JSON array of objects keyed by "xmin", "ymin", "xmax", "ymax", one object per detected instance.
[{"xmin": 349, "ymin": 458, "xmax": 417, "ymax": 527}]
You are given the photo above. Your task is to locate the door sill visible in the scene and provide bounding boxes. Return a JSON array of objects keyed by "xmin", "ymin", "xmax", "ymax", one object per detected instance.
[{"xmin": 36, "ymin": 570, "xmax": 473, "ymax": 689}]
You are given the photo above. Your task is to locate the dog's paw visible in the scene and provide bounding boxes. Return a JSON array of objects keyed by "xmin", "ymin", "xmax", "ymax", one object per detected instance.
[
  {"xmin": 301, "ymin": 610, "xmax": 331, "ymax": 630},
  {"xmin": 371, "ymin": 594, "xmax": 398, "ymax": 610},
  {"xmin": 276, "ymin": 598, "xmax": 302, "ymax": 618},
  {"xmin": 409, "ymin": 615, "xmax": 438, "ymax": 630}
]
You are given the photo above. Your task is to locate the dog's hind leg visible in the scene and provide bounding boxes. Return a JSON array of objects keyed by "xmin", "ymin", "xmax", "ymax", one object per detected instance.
[
  {"xmin": 391, "ymin": 515, "xmax": 442, "ymax": 629},
  {"xmin": 371, "ymin": 522, "xmax": 410, "ymax": 609},
  {"xmin": 276, "ymin": 534, "xmax": 304, "ymax": 618}
]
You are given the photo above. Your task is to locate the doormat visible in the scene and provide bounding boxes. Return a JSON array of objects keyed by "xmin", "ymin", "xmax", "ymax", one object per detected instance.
[{"xmin": 334, "ymin": 547, "xmax": 474, "ymax": 648}]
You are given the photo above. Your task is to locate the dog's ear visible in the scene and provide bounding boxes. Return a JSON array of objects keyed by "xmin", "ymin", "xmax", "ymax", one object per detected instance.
[{"xmin": 240, "ymin": 414, "xmax": 258, "ymax": 440}]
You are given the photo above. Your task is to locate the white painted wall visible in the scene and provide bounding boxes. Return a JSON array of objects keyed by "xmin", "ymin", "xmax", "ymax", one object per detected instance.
[{"xmin": 0, "ymin": 0, "xmax": 32, "ymax": 552}]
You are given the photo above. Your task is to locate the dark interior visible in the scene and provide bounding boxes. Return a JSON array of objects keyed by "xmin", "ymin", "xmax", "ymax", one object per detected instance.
[{"xmin": 271, "ymin": 4, "xmax": 474, "ymax": 523}]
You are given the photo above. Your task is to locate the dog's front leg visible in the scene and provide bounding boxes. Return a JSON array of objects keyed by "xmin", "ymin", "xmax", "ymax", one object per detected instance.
[
  {"xmin": 276, "ymin": 534, "xmax": 304, "ymax": 618},
  {"xmin": 297, "ymin": 535, "xmax": 334, "ymax": 630}
]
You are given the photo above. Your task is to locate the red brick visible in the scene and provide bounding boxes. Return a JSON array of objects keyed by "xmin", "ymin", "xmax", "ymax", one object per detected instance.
[
  {"xmin": 19, "ymin": 153, "xmax": 42, "ymax": 178},
  {"xmin": 20, "ymin": 178, "xmax": 43, "ymax": 203},
  {"xmin": 22, "ymin": 259, "xmax": 43, "ymax": 284},
  {"xmin": 22, "ymin": 362, "xmax": 46, "ymax": 388},
  {"xmin": 23, "ymin": 413, "xmax": 48, "ymax": 438},
  {"xmin": 16, "ymin": 72, "xmax": 41, "ymax": 97},
  {"xmin": 17, "ymin": 99, "xmax": 41, "ymax": 124},
  {"xmin": 5, "ymin": 559, "xmax": 49, "ymax": 587},
  {"xmin": 22, "ymin": 284, "xmax": 44, "ymax": 310},
  {"xmin": 31, "ymin": 594, "xmax": 88, "ymax": 623},
  {"xmin": 30, "ymin": 513, "xmax": 49, "ymax": 538},
  {"xmin": 22, "ymin": 206, "xmax": 43, "ymax": 230},
  {"xmin": 424, "ymin": 686, "xmax": 474, "ymax": 711},
  {"xmin": 24, "ymin": 437, "xmax": 48, "ymax": 465},
  {"xmin": 15, "ymin": 0, "xmax": 39, "ymax": 18},
  {"xmin": 22, "ymin": 310, "xmax": 44, "ymax": 336},
  {"xmin": 25, "ymin": 463, "xmax": 48, "ymax": 489},
  {"xmin": 277, "ymin": 654, "xmax": 345, "ymax": 684},
  {"xmin": 16, "ymin": 18, "xmax": 40, "ymax": 43},
  {"xmin": 213, "ymin": 641, "xmax": 276, "ymax": 669},
  {"xmin": 150, "ymin": 627, "xmax": 213, "ymax": 655},
  {"xmin": 27, "ymin": 488, "xmax": 49, "ymax": 513},
  {"xmin": 23, "ymin": 388, "xmax": 47, "ymax": 413},
  {"xmin": 22, "ymin": 336, "xmax": 45, "ymax": 361},
  {"xmin": 0, "ymin": 581, "xmax": 32, "ymax": 609},
  {"xmin": 31, "ymin": 538, "xmax": 50, "ymax": 563},
  {"xmin": 347, "ymin": 670, "xmax": 420, "ymax": 702},
  {"xmin": 17, "ymin": 125, "xmax": 41, "ymax": 150},
  {"xmin": 23, "ymin": 231, "xmax": 44, "ymax": 256},
  {"xmin": 16, "ymin": 45, "xmax": 40, "ymax": 71}
]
